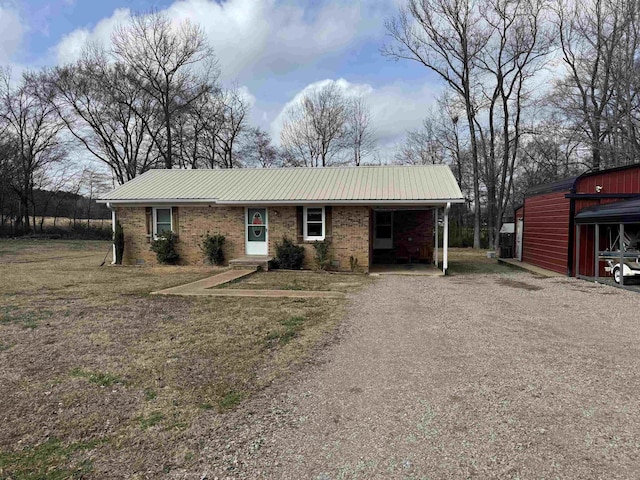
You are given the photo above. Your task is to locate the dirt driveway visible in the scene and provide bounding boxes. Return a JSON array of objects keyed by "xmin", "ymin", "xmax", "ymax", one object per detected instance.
[{"xmin": 186, "ymin": 272, "xmax": 640, "ymax": 479}]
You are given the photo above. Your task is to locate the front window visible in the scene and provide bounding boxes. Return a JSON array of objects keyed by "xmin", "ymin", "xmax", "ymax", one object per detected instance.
[
  {"xmin": 154, "ymin": 207, "xmax": 172, "ymax": 237},
  {"xmin": 304, "ymin": 206, "xmax": 325, "ymax": 241}
]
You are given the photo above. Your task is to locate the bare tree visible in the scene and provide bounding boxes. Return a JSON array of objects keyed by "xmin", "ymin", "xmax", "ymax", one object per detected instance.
[
  {"xmin": 554, "ymin": 0, "xmax": 639, "ymax": 169},
  {"xmin": 174, "ymin": 92, "xmax": 222, "ymax": 169},
  {"xmin": 395, "ymin": 112, "xmax": 447, "ymax": 165},
  {"xmin": 48, "ymin": 47, "xmax": 160, "ymax": 184},
  {"xmin": 240, "ymin": 127, "xmax": 279, "ymax": 168},
  {"xmin": 474, "ymin": 0, "xmax": 552, "ymax": 248},
  {"xmin": 112, "ymin": 11, "xmax": 219, "ymax": 169},
  {"xmin": 345, "ymin": 95, "xmax": 376, "ymax": 165},
  {"xmin": 0, "ymin": 70, "xmax": 66, "ymax": 231},
  {"xmin": 280, "ymin": 82, "xmax": 349, "ymax": 167},
  {"xmin": 280, "ymin": 100, "xmax": 322, "ymax": 167},
  {"xmin": 383, "ymin": 0, "xmax": 490, "ymax": 248},
  {"xmin": 214, "ymin": 87, "xmax": 249, "ymax": 168}
]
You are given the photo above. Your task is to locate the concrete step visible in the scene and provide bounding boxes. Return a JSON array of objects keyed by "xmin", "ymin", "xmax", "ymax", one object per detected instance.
[{"xmin": 229, "ymin": 256, "xmax": 272, "ymax": 271}]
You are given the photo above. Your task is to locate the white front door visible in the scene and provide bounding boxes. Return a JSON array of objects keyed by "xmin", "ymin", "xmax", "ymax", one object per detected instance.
[{"xmin": 246, "ymin": 207, "xmax": 268, "ymax": 256}]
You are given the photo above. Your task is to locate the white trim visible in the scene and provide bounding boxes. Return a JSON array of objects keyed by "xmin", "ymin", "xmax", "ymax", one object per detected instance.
[
  {"xmin": 97, "ymin": 198, "xmax": 466, "ymax": 206},
  {"xmin": 245, "ymin": 207, "xmax": 269, "ymax": 255},
  {"xmin": 153, "ymin": 206, "xmax": 173, "ymax": 238},
  {"xmin": 303, "ymin": 206, "xmax": 325, "ymax": 241}
]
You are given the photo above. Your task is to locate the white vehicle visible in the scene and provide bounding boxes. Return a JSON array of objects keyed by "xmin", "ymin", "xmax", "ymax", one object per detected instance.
[
  {"xmin": 603, "ymin": 229, "xmax": 640, "ymax": 284},
  {"xmin": 606, "ymin": 256, "xmax": 640, "ymax": 284}
]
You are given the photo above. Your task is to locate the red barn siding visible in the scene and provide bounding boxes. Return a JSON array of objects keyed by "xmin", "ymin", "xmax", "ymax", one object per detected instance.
[
  {"xmin": 522, "ymin": 191, "xmax": 571, "ymax": 274},
  {"xmin": 572, "ymin": 165, "xmax": 640, "ymax": 277},
  {"xmin": 576, "ymin": 168, "xmax": 640, "ymax": 195}
]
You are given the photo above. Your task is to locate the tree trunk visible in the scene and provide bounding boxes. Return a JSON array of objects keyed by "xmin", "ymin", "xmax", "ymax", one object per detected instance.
[{"xmin": 465, "ymin": 101, "xmax": 482, "ymax": 249}]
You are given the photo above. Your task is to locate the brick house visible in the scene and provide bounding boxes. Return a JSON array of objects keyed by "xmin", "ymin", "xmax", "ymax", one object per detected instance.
[{"xmin": 98, "ymin": 165, "xmax": 464, "ymax": 273}]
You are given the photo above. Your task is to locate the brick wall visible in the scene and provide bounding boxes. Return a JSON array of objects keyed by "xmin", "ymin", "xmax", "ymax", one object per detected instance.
[
  {"xmin": 116, "ymin": 204, "xmax": 370, "ymax": 272},
  {"xmin": 116, "ymin": 207, "xmax": 155, "ymax": 266},
  {"xmin": 393, "ymin": 209, "xmax": 434, "ymax": 261},
  {"xmin": 330, "ymin": 206, "xmax": 370, "ymax": 272}
]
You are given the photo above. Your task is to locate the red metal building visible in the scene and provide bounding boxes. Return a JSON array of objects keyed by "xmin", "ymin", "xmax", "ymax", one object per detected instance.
[{"xmin": 515, "ymin": 164, "xmax": 640, "ymax": 278}]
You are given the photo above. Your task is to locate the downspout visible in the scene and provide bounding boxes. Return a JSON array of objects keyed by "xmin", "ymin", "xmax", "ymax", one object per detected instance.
[{"xmin": 106, "ymin": 202, "xmax": 116, "ymax": 265}]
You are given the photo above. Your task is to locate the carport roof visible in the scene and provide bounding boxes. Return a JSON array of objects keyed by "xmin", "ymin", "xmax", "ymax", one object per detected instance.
[
  {"xmin": 98, "ymin": 165, "xmax": 465, "ymax": 205},
  {"xmin": 575, "ymin": 198, "xmax": 640, "ymax": 224}
]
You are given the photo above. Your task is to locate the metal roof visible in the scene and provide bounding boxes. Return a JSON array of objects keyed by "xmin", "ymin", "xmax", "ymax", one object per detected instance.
[
  {"xmin": 98, "ymin": 165, "xmax": 464, "ymax": 205},
  {"xmin": 575, "ymin": 198, "xmax": 640, "ymax": 224},
  {"xmin": 526, "ymin": 176, "xmax": 578, "ymax": 197}
]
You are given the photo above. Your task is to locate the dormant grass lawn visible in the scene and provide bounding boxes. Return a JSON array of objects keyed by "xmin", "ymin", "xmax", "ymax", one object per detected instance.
[
  {"xmin": 0, "ymin": 240, "xmax": 371, "ymax": 478},
  {"xmin": 438, "ymin": 247, "xmax": 520, "ymax": 275},
  {"xmin": 219, "ymin": 269, "xmax": 376, "ymax": 292}
]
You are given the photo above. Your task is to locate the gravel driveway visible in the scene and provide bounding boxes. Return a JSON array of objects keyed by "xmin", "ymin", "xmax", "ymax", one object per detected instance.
[{"xmin": 188, "ymin": 272, "xmax": 640, "ymax": 479}]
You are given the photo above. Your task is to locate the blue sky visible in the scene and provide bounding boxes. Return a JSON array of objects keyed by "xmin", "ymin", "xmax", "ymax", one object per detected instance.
[{"xmin": 3, "ymin": 0, "xmax": 443, "ymax": 155}]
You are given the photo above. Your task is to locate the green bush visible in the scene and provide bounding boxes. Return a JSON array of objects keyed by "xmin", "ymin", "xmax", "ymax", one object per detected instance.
[
  {"xmin": 313, "ymin": 239, "xmax": 332, "ymax": 270},
  {"xmin": 150, "ymin": 231, "xmax": 179, "ymax": 265},
  {"xmin": 114, "ymin": 220, "xmax": 124, "ymax": 264},
  {"xmin": 201, "ymin": 232, "xmax": 226, "ymax": 265},
  {"xmin": 274, "ymin": 237, "xmax": 305, "ymax": 269}
]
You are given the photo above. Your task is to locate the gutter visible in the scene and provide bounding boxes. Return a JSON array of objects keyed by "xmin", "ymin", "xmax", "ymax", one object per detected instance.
[{"xmin": 97, "ymin": 198, "xmax": 467, "ymax": 206}]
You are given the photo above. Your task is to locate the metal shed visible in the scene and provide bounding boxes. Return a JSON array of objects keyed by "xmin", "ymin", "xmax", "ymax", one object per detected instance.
[
  {"xmin": 574, "ymin": 198, "xmax": 640, "ymax": 285},
  {"xmin": 515, "ymin": 163, "xmax": 640, "ymax": 281}
]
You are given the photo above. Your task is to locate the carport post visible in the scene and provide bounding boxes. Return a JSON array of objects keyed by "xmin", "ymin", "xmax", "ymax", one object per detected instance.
[
  {"xmin": 434, "ymin": 207, "xmax": 439, "ymax": 268},
  {"xmin": 443, "ymin": 202, "xmax": 450, "ymax": 274},
  {"xmin": 594, "ymin": 223, "xmax": 599, "ymax": 280},
  {"xmin": 620, "ymin": 223, "xmax": 625, "ymax": 286}
]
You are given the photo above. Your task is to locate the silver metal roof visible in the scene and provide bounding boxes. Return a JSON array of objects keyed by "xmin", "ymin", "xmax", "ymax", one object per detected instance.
[{"xmin": 98, "ymin": 165, "xmax": 464, "ymax": 205}]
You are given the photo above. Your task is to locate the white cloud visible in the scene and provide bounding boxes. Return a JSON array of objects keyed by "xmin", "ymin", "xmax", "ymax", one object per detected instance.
[
  {"xmin": 0, "ymin": 6, "xmax": 24, "ymax": 64},
  {"xmin": 270, "ymin": 78, "xmax": 443, "ymax": 160},
  {"xmin": 53, "ymin": 0, "xmax": 374, "ymax": 80},
  {"xmin": 55, "ymin": 8, "xmax": 131, "ymax": 65}
]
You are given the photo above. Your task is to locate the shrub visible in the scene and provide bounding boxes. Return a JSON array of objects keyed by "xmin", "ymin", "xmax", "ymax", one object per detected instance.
[
  {"xmin": 313, "ymin": 239, "xmax": 332, "ymax": 270},
  {"xmin": 349, "ymin": 255, "xmax": 359, "ymax": 272},
  {"xmin": 274, "ymin": 237, "xmax": 305, "ymax": 269},
  {"xmin": 114, "ymin": 221, "xmax": 124, "ymax": 264},
  {"xmin": 201, "ymin": 232, "xmax": 226, "ymax": 265},
  {"xmin": 150, "ymin": 231, "xmax": 180, "ymax": 264}
]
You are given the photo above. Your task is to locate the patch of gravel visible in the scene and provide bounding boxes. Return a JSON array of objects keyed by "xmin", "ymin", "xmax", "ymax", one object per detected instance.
[{"xmin": 173, "ymin": 272, "xmax": 640, "ymax": 479}]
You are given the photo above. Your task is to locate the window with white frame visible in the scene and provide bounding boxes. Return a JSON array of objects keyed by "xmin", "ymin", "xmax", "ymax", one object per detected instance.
[
  {"xmin": 303, "ymin": 206, "xmax": 325, "ymax": 241},
  {"xmin": 153, "ymin": 207, "xmax": 172, "ymax": 237}
]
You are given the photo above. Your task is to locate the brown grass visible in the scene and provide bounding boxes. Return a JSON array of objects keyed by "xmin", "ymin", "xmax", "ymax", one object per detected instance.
[
  {"xmin": 437, "ymin": 247, "xmax": 519, "ymax": 275},
  {"xmin": 0, "ymin": 240, "xmax": 370, "ymax": 478},
  {"xmin": 33, "ymin": 216, "xmax": 110, "ymax": 228},
  {"xmin": 219, "ymin": 269, "xmax": 376, "ymax": 292}
]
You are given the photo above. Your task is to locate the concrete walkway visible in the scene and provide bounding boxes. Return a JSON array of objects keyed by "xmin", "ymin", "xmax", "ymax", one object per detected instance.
[
  {"xmin": 151, "ymin": 268, "xmax": 256, "ymax": 295},
  {"xmin": 151, "ymin": 269, "xmax": 345, "ymax": 298},
  {"xmin": 498, "ymin": 257, "xmax": 564, "ymax": 277}
]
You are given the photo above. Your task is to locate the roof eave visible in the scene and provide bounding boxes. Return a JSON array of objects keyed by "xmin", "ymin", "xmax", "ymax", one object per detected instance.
[{"xmin": 98, "ymin": 198, "xmax": 466, "ymax": 206}]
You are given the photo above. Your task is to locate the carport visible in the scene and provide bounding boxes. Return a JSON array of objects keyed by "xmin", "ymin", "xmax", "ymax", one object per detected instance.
[{"xmin": 575, "ymin": 198, "xmax": 640, "ymax": 286}]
